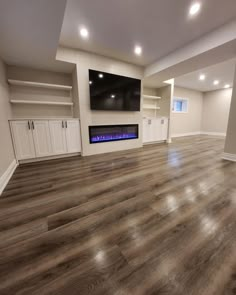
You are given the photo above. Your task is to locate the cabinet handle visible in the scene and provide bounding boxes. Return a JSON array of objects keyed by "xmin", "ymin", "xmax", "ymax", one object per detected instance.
[
  {"xmin": 65, "ymin": 121, "xmax": 67, "ymax": 128},
  {"xmin": 62, "ymin": 121, "xmax": 64, "ymax": 128},
  {"xmin": 28, "ymin": 121, "xmax": 31, "ymax": 130},
  {"xmin": 31, "ymin": 121, "xmax": 35, "ymax": 130}
]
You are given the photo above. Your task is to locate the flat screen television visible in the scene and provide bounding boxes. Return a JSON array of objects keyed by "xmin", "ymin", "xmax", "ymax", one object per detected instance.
[{"xmin": 89, "ymin": 69, "xmax": 141, "ymax": 111}]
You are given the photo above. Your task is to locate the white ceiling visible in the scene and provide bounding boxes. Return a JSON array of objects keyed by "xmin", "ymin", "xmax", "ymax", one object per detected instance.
[
  {"xmin": 60, "ymin": 0, "xmax": 236, "ymax": 66},
  {"xmin": 174, "ymin": 59, "xmax": 236, "ymax": 92},
  {"xmin": 0, "ymin": 0, "xmax": 235, "ymax": 75},
  {"xmin": 0, "ymin": 0, "xmax": 74, "ymax": 72}
]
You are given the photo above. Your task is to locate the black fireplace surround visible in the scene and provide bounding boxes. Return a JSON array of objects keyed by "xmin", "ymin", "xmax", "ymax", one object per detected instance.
[{"xmin": 89, "ymin": 124, "xmax": 139, "ymax": 144}]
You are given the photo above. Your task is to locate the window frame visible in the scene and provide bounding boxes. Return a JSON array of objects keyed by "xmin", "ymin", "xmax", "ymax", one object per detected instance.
[{"xmin": 172, "ymin": 97, "xmax": 189, "ymax": 113}]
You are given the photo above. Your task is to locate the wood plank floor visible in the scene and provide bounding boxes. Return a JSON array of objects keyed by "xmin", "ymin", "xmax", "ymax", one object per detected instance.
[{"xmin": 1, "ymin": 135, "xmax": 236, "ymax": 295}]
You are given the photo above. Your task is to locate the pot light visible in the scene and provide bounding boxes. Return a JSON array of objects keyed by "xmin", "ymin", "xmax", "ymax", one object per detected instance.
[
  {"xmin": 111, "ymin": 94, "xmax": 115, "ymax": 98},
  {"xmin": 189, "ymin": 2, "xmax": 201, "ymax": 16},
  {"xmin": 199, "ymin": 74, "xmax": 205, "ymax": 81},
  {"xmin": 224, "ymin": 84, "xmax": 230, "ymax": 88},
  {"xmin": 98, "ymin": 73, "xmax": 104, "ymax": 78},
  {"xmin": 213, "ymin": 80, "xmax": 219, "ymax": 85},
  {"xmin": 89, "ymin": 81, "xmax": 93, "ymax": 85},
  {"xmin": 80, "ymin": 27, "xmax": 89, "ymax": 39},
  {"xmin": 134, "ymin": 45, "xmax": 142, "ymax": 56}
]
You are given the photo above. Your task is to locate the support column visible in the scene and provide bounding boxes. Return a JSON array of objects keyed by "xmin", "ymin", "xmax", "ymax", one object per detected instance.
[{"xmin": 223, "ymin": 64, "xmax": 236, "ymax": 161}]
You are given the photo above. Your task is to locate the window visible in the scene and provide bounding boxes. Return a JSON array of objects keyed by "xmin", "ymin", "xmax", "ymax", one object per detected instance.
[{"xmin": 173, "ymin": 97, "xmax": 188, "ymax": 113}]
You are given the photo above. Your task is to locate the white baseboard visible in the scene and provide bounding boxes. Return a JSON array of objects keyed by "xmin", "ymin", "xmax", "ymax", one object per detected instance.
[
  {"xmin": 171, "ymin": 131, "xmax": 201, "ymax": 138},
  {"xmin": 19, "ymin": 153, "xmax": 80, "ymax": 164},
  {"xmin": 143, "ymin": 140, "xmax": 166, "ymax": 146},
  {"xmin": 222, "ymin": 152, "xmax": 236, "ymax": 162},
  {"xmin": 172, "ymin": 131, "xmax": 226, "ymax": 138},
  {"xmin": 0, "ymin": 159, "xmax": 18, "ymax": 195},
  {"xmin": 201, "ymin": 131, "xmax": 226, "ymax": 137}
]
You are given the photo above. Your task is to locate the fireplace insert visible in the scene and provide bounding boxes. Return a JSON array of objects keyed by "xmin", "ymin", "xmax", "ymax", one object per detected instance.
[{"xmin": 89, "ymin": 124, "xmax": 138, "ymax": 144}]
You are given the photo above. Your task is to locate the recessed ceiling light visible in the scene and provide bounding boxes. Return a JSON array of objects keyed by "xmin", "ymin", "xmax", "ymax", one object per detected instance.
[
  {"xmin": 224, "ymin": 84, "xmax": 230, "ymax": 88},
  {"xmin": 189, "ymin": 2, "xmax": 201, "ymax": 16},
  {"xmin": 80, "ymin": 27, "xmax": 89, "ymax": 39},
  {"xmin": 111, "ymin": 94, "xmax": 115, "ymax": 98},
  {"xmin": 98, "ymin": 73, "xmax": 104, "ymax": 78},
  {"xmin": 89, "ymin": 81, "xmax": 92, "ymax": 85},
  {"xmin": 199, "ymin": 74, "xmax": 205, "ymax": 81},
  {"xmin": 134, "ymin": 45, "xmax": 142, "ymax": 56},
  {"xmin": 213, "ymin": 80, "xmax": 219, "ymax": 85}
]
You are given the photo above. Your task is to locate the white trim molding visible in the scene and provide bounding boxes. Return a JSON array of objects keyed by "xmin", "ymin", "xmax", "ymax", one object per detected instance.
[
  {"xmin": 19, "ymin": 153, "xmax": 80, "ymax": 164},
  {"xmin": 222, "ymin": 153, "xmax": 236, "ymax": 162},
  {"xmin": 201, "ymin": 131, "xmax": 226, "ymax": 137},
  {"xmin": 172, "ymin": 131, "xmax": 226, "ymax": 138},
  {"xmin": 171, "ymin": 131, "xmax": 201, "ymax": 138},
  {"xmin": 0, "ymin": 159, "xmax": 18, "ymax": 195},
  {"xmin": 143, "ymin": 140, "xmax": 166, "ymax": 146}
]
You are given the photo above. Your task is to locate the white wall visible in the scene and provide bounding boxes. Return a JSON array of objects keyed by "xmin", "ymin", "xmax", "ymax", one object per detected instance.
[
  {"xmin": 201, "ymin": 88, "xmax": 232, "ymax": 135},
  {"xmin": 57, "ymin": 48, "xmax": 144, "ymax": 156},
  {"xmin": 0, "ymin": 58, "xmax": 15, "ymax": 178},
  {"xmin": 171, "ymin": 86, "xmax": 203, "ymax": 137}
]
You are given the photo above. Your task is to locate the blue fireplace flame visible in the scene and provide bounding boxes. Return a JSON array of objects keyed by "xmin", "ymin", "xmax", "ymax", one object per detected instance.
[
  {"xmin": 89, "ymin": 125, "xmax": 138, "ymax": 144},
  {"xmin": 91, "ymin": 133, "xmax": 137, "ymax": 143}
]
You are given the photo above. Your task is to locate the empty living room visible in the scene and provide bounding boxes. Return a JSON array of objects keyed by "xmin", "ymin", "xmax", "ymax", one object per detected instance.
[{"xmin": 0, "ymin": 1, "xmax": 236, "ymax": 294}]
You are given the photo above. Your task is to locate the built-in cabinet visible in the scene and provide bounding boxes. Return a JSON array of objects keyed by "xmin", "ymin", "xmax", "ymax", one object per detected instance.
[
  {"xmin": 143, "ymin": 117, "xmax": 169, "ymax": 144},
  {"xmin": 11, "ymin": 119, "xmax": 81, "ymax": 161}
]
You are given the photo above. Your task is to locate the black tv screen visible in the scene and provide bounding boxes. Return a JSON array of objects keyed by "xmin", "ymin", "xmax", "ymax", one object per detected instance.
[{"xmin": 89, "ymin": 69, "xmax": 141, "ymax": 111}]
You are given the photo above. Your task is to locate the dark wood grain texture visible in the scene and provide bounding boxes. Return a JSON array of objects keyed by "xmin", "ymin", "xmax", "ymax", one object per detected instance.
[{"xmin": 0, "ymin": 135, "xmax": 236, "ymax": 295}]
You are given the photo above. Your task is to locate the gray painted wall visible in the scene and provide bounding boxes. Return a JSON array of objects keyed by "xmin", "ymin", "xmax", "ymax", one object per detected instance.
[
  {"xmin": 201, "ymin": 88, "xmax": 232, "ymax": 134},
  {"xmin": 171, "ymin": 86, "xmax": 203, "ymax": 136},
  {"xmin": 0, "ymin": 59, "xmax": 15, "ymax": 178}
]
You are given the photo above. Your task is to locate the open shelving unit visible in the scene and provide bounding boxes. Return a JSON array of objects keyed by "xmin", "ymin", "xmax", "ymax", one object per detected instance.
[
  {"xmin": 143, "ymin": 105, "xmax": 160, "ymax": 110},
  {"xmin": 8, "ymin": 79, "xmax": 73, "ymax": 110},
  {"xmin": 143, "ymin": 94, "xmax": 161, "ymax": 117},
  {"xmin": 10, "ymin": 100, "xmax": 73, "ymax": 106},
  {"xmin": 8, "ymin": 79, "xmax": 72, "ymax": 91},
  {"xmin": 143, "ymin": 94, "xmax": 161, "ymax": 100}
]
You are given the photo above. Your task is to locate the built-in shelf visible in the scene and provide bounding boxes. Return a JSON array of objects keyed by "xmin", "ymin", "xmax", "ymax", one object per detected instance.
[
  {"xmin": 143, "ymin": 105, "xmax": 160, "ymax": 110},
  {"xmin": 10, "ymin": 100, "xmax": 73, "ymax": 106},
  {"xmin": 8, "ymin": 79, "xmax": 72, "ymax": 91},
  {"xmin": 143, "ymin": 94, "xmax": 161, "ymax": 100}
]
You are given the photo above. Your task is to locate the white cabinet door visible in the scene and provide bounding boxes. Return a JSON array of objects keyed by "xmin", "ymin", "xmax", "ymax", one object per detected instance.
[
  {"xmin": 65, "ymin": 120, "xmax": 81, "ymax": 153},
  {"xmin": 142, "ymin": 119, "xmax": 149, "ymax": 143},
  {"xmin": 11, "ymin": 121, "xmax": 36, "ymax": 160},
  {"xmin": 143, "ymin": 118, "xmax": 154, "ymax": 143},
  {"xmin": 146, "ymin": 118, "xmax": 153, "ymax": 143},
  {"xmin": 32, "ymin": 120, "xmax": 52, "ymax": 157},
  {"xmin": 161, "ymin": 118, "xmax": 168, "ymax": 141},
  {"xmin": 49, "ymin": 120, "xmax": 67, "ymax": 155},
  {"xmin": 152, "ymin": 119, "xmax": 162, "ymax": 142}
]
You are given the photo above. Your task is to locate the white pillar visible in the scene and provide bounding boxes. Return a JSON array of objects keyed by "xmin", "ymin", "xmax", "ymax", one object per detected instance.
[{"xmin": 223, "ymin": 64, "xmax": 236, "ymax": 161}]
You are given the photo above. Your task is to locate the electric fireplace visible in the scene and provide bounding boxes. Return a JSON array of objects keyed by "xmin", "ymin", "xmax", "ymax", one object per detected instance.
[{"xmin": 89, "ymin": 124, "xmax": 139, "ymax": 144}]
